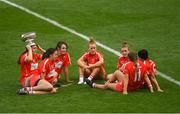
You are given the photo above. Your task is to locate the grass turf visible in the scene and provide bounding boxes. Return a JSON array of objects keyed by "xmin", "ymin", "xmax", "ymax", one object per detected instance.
[{"xmin": 0, "ymin": 0, "xmax": 179, "ymax": 113}]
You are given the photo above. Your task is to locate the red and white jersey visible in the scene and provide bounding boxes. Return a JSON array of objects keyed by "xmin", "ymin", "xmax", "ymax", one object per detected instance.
[
  {"xmin": 142, "ymin": 59, "xmax": 156, "ymax": 76},
  {"xmin": 122, "ymin": 60, "xmax": 147, "ymax": 91},
  {"xmin": 55, "ymin": 52, "xmax": 71, "ymax": 76},
  {"xmin": 82, "ymin": 51, "xmax": 102, "ymax": 64},
  {"xmin": 19, "ymin": 53, "xmax": 41, "ymax": 86},
  {"xmin": 117, "ymin": 56, "xmax": 129, "ymax": 70},
  {"xmin": 38, "ymin": 58, "xmax": 58, "ymax": 83}
]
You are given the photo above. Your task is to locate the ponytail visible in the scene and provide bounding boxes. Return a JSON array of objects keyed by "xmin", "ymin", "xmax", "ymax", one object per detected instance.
[
  {"xmin": 42, "ymin": 48, "xmax": 56, "ymax": 60},
  {"xmin": 89, "ymin": 37, "xmax": 96, "ymax": 45},
  {"xmin": 122, "ymin": 41, "xmax": 128, "ymax": 48},
  {"xmin": 128, "ymin": 52, "xmax": 138, "ymax": 73}
]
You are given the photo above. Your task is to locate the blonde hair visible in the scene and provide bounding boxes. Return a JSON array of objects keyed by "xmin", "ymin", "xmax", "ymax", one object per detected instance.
[
  {"xmin": 89, "ymin": 37, "xmax": 96, "ymax": 44},
  {"xmin": 122, "ymin": 41, "xmax": 128, "ymax": 48}
]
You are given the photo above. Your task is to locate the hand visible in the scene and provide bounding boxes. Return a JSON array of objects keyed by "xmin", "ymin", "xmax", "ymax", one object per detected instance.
[
  {"xmin": 36, "ymin": 44, "xmax": 41, "ymax": 50},
  {"xmin": 26, "ymin": 44, "xmax": 31, "ymax": 50},
  {"xmin": 83, "ymin": 65, "xmax": 89, "ymax": 69}
]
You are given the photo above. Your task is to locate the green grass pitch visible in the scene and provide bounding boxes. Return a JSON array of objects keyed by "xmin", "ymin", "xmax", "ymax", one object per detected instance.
[{"xmin": 0, "ymin": 0, "xmax": 179, "ymax": 113}]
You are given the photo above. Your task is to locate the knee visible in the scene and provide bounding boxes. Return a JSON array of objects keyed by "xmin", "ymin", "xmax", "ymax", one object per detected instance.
[
  {"xmin": 107, "ymin": 74, "xmax": 112, "ymax": 80},
  {"xmin": 114, "ymin": 70, "xmax": 120, "ymax": 75},
  {"xmin": 47, "ymin": 84, "xmax": 53, "ymax": 91}
]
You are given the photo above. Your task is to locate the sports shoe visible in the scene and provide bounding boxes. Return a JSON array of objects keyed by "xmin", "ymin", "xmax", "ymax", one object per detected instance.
[
  {"xmin": 78, "ymin": 81, "xmax": 84, "ymax": 84},
  {"xmin": 84, "ymin": 78, "xmax": 94, "ymax": 88},
  {"xmin": 16, "ymin": 88, "xmax": 28, "ymax": 95}
]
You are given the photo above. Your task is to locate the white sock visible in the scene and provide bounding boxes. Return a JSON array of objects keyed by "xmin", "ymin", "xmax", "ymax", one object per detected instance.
[
  {"xmin": 26, "ymin": 87, "xmax": 33, "ymax": 91},
  {"xmin": 79, "ymin": 76, "xmax": 84, "ymax": 82},
  {"xmin": 88, "ymin": 76, "xmax": 93, "ymax": 81}
]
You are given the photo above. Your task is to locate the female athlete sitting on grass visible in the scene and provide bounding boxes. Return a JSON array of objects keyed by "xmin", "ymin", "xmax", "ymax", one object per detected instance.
[
  {"xmin": 107, "ymin": 42, "xmax": 130, "ymax": 80},
  {"xmin": 55, "ymin": 41, "xmax": 73, "ymax": 83},
  {"xmin": 38, "ymin": 48, "xmax": 59, "ymax": 86},
  {"xmin": 77, "ymin": 38, "xmax": 106, "ymax": 84},
  {"xmin": 17, "ymin": 44, "xmax": 57, "ymax": 95},
  {"xmin": 85, "ymin": 52, "xmax": 154, "ymax": 95},
  {"xmin": 138, "ymin": 49, "xmax": 163, "ymax": 92}
]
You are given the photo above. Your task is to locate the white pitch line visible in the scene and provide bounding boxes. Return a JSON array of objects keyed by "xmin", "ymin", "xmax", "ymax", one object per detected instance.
[{"xmin": 1, "ymin": 0, "xmax": 180, "ymax": 86}]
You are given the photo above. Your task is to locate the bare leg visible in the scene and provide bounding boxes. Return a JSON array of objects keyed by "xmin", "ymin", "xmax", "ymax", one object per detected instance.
[
  {"xmin": 78, "ymin": 67, "xmax": 89, "ymax": 84},
  {"xmin": 31, "ymin": 88, "xmax": 58, "ymax": 94},
  {"xmin": 88, "ymin": 67, "xmax": 100, "ymax": 80},
  {"xmin": 150, "ymin": 75, "xmax": 163, "ymax": 92},
  {"xmin": 107, "ymin": 73, "xmax": 113, "ymax": 80},
  {"xmin": 79, "ymin": 67, "xmax": 85, "ymax": 77},
  {"xmin": 94, "ymin": 83, "xmax": 108, "ymax": 89},
  {"xmin": 84, "ymin": 68, "xmax": 91, "ymax": 76},
  {"xmin": 32, "ymin": 79, "xmax": 53, "ymax": 91},
  {"xmin": 100, "ymin": 65, "xmax": 106, "ymax": 80},
  {"xmin": 113, "ymin": 70, "xmax": 125, "ymax": 82},
  {"xmin": 106, "ymin": 83, "xmax": 117, "ymax": 91}
]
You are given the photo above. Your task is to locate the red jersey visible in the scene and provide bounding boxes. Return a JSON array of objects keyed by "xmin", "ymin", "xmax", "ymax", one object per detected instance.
[
  {"xmin": 143, "ymin": 59, "xmax": 156, "ymax": 76},
  {"xmin": 38, "ymin": 58, "xmax": 58, "ymax": 83},
  {"xmin": 55, "ymin": 52, "xmax": 71, "ymax": 76},
  {"xmin": 20, "ymin": 53, "xmax": 41, "ymax": 86},
  {"xmin": 122, "ymin": 60, "xmax": 147, "ymax": 91},
  {"xmin": 117, "ymin": 56, "xmax": 129, "ymax": 70},
  {"xmin": 82, "ymin": 51, "xmax": 102, "ymax": 64}
]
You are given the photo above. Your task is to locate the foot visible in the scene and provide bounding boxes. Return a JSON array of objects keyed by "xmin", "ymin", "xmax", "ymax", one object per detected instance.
[
  {"xmin": 16, "ymin": 88, "xmax": 28, "ymax": 95},
  {"xmin": 78, "ymin": 81, "xmax": 84, "ymax": 84},
  {"xmin": 157, "ymin": 89, "xmax": 164, "ymax": 92},
  {"xmin": 51, "ymin": 88, "xmax": 58, "ymax": 93},
  {"xmin": 84, "ymin": 78, "xmax": 94, "ymax": 88}
]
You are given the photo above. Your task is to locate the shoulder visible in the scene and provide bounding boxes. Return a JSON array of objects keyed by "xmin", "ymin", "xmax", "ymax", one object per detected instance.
[
  {"xmin": 20, "ymin": 52, "xmax": 28, "ymax": 63},
  {"xmin": 82, "ymin": 52, "xmax": 89, "ymax": 58},
  {"xmin": 40, "ymin": 58, "xmax": 49, "ymax": 65},
  {"xmin": 21, "ymin": 52, "xmax": 28, "ymax": 58}
]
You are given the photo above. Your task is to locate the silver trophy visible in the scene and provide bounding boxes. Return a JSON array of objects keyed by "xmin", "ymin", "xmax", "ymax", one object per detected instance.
[{"xmin": 21, "ymin": 32, "xmax": 36, "ymax": 45}]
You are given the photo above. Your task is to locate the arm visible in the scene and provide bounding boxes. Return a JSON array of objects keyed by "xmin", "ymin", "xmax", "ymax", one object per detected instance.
[
  {"xmin": 144, "ymin": 74, "xmax": 154, "ymax": 93},
  {"xmin": 63, "ymin": 66, "xmax": 72, "ymax": 82},
  {"xmin": 88, "ymin": 56, "xmax": 104, "ymax": 68},
  {"xmin": 77, "ymin": 56, "xmax": 88, "ymax": 69},
  {"xmin": 37, "ymin": 44, "xmax": 46, "ymax": 53},
  {"xmin": 24, "ymin": 45, "xmax": 33, "ymax": 62},
  {"xmin": 123, "ymin": 74, "xmax": 129, "ymax": 95}
]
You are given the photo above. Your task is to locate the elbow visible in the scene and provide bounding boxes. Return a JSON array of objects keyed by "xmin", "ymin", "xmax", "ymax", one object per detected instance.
[{"xmin": 102, "ymin": 60, "xmax": 104, "ymax": 64}]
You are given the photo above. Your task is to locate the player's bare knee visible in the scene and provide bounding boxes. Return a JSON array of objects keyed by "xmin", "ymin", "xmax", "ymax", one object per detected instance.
[{"xmin": 47, "ymin": 84, "xmax": 53, "ymax": 91}]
